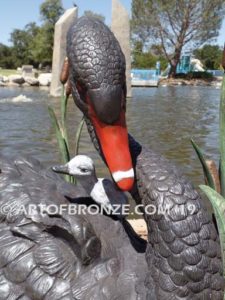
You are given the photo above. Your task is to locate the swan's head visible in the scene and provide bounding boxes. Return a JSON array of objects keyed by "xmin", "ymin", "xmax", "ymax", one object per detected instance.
[
  {"xmin": 52, "ymin": 155, "xmax": 95, "ymax": 178},
  {"xmin": 67, "ymin": 17, "xmax": 134, "ymax": 192}
]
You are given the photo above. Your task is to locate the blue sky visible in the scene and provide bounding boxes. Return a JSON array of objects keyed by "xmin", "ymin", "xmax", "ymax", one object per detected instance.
[{"xmin": 0, "ymin": 0, "xmax": 224, "ymax": 46}]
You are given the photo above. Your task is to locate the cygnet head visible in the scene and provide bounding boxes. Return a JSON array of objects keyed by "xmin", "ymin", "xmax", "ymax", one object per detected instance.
[{"xmin": 52, "ymin": 155, "xmax": 95, "ymax": 178}]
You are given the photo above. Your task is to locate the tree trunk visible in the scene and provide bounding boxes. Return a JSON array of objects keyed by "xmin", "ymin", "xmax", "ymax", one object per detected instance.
[
  {"xmin": 168, "ymin": 63, "xmax": 178, "ymax": 78},
  {"xmin": 168, "ymin": 47, "xmax": 182, "ymax": 78}
]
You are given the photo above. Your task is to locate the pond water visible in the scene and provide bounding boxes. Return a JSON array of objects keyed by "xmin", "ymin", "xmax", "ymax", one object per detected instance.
[{"xmin": 0, "ymin": 85, "xmax": 221, "ymax": 188}]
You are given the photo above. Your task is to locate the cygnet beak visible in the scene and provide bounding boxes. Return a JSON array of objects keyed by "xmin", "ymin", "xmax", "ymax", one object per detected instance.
[{"xmin": 52, "ymin": 164, "xmax": 69, "ymax": 175}]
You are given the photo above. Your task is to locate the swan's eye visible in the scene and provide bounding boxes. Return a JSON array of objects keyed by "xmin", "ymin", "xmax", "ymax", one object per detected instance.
[{"xmin": 80, "ymin": 168, "xmax": 88, "ymax": 173}]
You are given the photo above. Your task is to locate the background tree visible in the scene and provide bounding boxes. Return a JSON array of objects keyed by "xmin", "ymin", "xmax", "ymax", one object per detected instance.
[
  {"xmin": 0, "ymin": 44, "xmax": 14, "ymax": 69},
  {"xmin": 132, "ymin": 41, "xmax": 167, "ymax": 69},
  {"xmin": 32, "ymin": 0, "xmax": 64, "ymax": 67},
  {"xmin": 132, "ymin": 51, "xmax": 167, "ymax": 69},
  {"xmin": 83, "ymin": 10, "xmax": 105, "ymax": 23},
  {"xmin": 131, "ymin": 0, "xmax": 225, "ymax": 77},
  {"xmin": 40, "ymin": 0, "xmax": 64, "ymax": 25},
  {"xmin": 194, "ymin": 44, "xmax": 223, "ymax": 70},
  {"xmin": 10, "ymin": 22, "xmax": 39, "ymax": 68}
]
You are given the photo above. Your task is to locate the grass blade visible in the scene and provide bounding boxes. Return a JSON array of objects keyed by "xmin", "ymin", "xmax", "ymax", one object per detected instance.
[
  {"xmin": 200, "ymin": 185, "xmax": 225, "ymax": 277},
  {"xmin": 48, "ymin": 106, "xmax": 70, "ymax": 162},
  {"xmin": 191, "ymin": 139, "xmax": 216, "ymax": 190},
  {"xmin": 48, "ymin": 106, "xmax": 72, "ymax": 183},
  {"xmin": 75, "ymin": 117, "xmax": 85, "ymax": 156},
  {"xmin": 219, "ymin": 73, "xmax": 225, "ymax": 197}
]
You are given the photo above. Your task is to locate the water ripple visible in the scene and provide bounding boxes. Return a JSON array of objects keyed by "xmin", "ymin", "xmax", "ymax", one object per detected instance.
[{"xmin": 0, "ymin": 86, "xmax": 220, "ymax": 187}]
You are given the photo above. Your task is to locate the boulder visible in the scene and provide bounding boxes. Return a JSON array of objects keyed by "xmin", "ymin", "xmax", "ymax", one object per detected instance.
[
  {"xmin": 8, "ymin": 75, "xmax": 25, "ymax": 85},
  {"xmin": 8, "ymin": 81, "xmax": 20, "ymax": 87},
  {"xmin": 22, "ymin": 82, "xmax": 30, "ymax": 87},
  {"xmin": 38, "ymin": 73, "xmax": 52, "ymax": 86},
  {"xmin": 2, "ymin": 76, "xmax": 9, "ymax": 83},
  {"xmin": 25, "ymin": 77, "xmax": 39, "ymax": 86}
]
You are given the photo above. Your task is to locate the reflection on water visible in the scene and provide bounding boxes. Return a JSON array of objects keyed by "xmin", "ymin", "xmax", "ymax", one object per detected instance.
[{"xmin": 0, "ymin": 86, "xmax": 220, "ymax": 187}]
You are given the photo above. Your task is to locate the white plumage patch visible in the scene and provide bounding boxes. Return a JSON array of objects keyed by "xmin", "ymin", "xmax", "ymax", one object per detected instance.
[
  {"xmin": 90, "ymin": 179, "xmax": 112, "ymax": 210},
  {"xmin": 112, "ymin": 169, "xmax": 134, "ymax": 182}
]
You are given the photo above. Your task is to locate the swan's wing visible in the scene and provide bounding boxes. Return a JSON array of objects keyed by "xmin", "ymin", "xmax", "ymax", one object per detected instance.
[
  {"xmin": 6, "ymin": 214, "xmax": 147, "ymax": 300},
  {"xmin": 0, "ymin": 223, "xmax": 75, "ymax": 300},
  {"xmin": 0, "ymin": 155, "xmax": 149, "ymax": 299},
  {"xmin": 13, "ymin": 155, "xmax": 89, "ymax": 199}
]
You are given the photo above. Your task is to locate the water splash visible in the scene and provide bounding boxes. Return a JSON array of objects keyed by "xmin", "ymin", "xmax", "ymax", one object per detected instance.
[{"xmin": 0, "ymin": 94, "xmax": 33, "ymax": 103}]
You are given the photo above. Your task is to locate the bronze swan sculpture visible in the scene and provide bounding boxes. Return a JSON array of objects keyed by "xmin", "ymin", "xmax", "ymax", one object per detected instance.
[{"xmin": 0, "ymin": 16, "xmax": 224, "ymax": 299}]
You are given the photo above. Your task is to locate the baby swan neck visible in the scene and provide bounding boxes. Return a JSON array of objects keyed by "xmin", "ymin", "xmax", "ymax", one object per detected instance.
[{"xmin": 77, "ymin": 173, "xmax": 98, "ymax": 194}]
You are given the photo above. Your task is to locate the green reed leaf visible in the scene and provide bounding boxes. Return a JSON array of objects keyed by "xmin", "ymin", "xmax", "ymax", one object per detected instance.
[
  {"xmin": 200, "ymin": 185, "xmax": 225, "ymax": 277},
  {"xmin": 48, "ymin": 106, "xmax": 72, "ymax": 183},
  {"xmin": 191, "ymin": 139, "xmax": 215, "ymax": 190},
  {"xmin": 219, "ymin": 74, "xmax": 225, "ymax": 197},
  {"xmin": 75, "ymin": 117, "xmax": 85, "ymax": 156}
]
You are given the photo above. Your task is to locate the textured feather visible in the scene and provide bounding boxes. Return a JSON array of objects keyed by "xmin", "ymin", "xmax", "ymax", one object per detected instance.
[{"xmin": 0, "ymin": 155, "xmax": 148, "ymax": 299}]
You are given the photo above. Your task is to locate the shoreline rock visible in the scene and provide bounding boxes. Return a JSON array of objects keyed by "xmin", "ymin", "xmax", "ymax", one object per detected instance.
[
  {"xmin": 8, "ymin": 74, "xmax": 25, "ymax": 85},
  {"xmin": 0, "ymin": 73, "xmax": 52, "ymax": 87},
  {"xmin": 38, "ymin": 73, "xmax": 52, "ymax": 86},
  {"xmin": 159, "ymin": 77, "xmax": 222, "ymax": 88},
  {"xmin": 24, "ymin": 77, "xmax": 39, "ymax": 86},
  {"xmin": 0, "ymin": 73, "xmax": 223, "ymax": 89}
]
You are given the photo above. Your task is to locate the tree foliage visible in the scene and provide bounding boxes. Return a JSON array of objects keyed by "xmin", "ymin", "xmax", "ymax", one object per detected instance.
[
  {"xmin": 40, "ymin": 0, "xmax": 64, "ymax": 24},
  {"xmin": 83, "ymin": 10, "xmax": 105, "ymax": 23},
  {"xmin": 132, "ymin": 41, "xmax": 167, "ymax": 69},
  {"xmin": 132, "ymin": 51, "xmax": 168, "ymax": 69},
  {"xmin": 0, "ymin": 44, "xmax": 14, "ymax": 69},
  {"xmin": 10, "ymin": 22, "xmax": 40, "ymax": 68},
  {"xmin": 194, "ymin": 44, "xmax": 223, "ymax": 70},
  {"xmin": 131, "ymin": 0, "xmax": 225, "ymax": 76},
  {"xmin": 32, "ymin": 0, "xmax": 64, "ymax": 66}
]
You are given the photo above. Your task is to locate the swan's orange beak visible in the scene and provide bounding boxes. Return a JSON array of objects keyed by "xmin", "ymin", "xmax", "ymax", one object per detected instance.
[{"xmin": 88, "ymin": 106, "xmax": 134, "ymax": 191}]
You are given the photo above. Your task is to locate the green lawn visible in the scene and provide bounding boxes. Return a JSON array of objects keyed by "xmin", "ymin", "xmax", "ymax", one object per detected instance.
[{"xmin": 0, "ymin": 69, "xmax": 19, "ymax": 76}]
